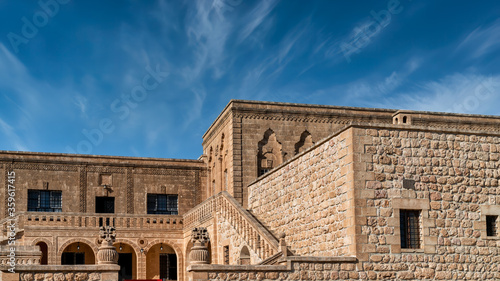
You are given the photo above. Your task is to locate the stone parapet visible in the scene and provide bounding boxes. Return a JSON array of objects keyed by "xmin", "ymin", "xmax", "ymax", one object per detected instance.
[
  {"xmin": 0, "ymin": 264, "xmax": 120, "ymax": 281},
  {"xmin": 0, "ymin": 245, "xmax": 41, "ymax": 266},
  {"xmin": 187, "ymin": 256, "xmax": 358, "ymax": 280}
]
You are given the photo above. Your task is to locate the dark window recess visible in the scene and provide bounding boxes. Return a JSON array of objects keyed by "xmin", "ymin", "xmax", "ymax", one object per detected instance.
[
  {"xmin": 160, "ymin": 253, "xmax": 177, "ymax": 280},
  {"xmin": 400, "ymin": 210, "xmax": 420, "ymax": 249},
  {"xmin": 259, "ymin": 169, "xmax": 270, "ymax": 176},
  {"xmin": 486, "ymin": 216, "xmax": 497, "ymax": 237},
  {"xmin": 403, "ymin": 179, "xmax": 415, "ymax": 190},
  {"xmin": 99, "ymin": 217, "xmax": 115, "ymax": 227},
  {"xmin": 147, "ymin": 194, "xmax": 178, "ymax": 215},
  {"xmin": 61, "ymin": 252, "xmax": 85, "ymax": 265},
  {"xmin": 223, "ymin": 245, "xmax": 229, "ymax": 265},
  {"xmin": 96, "ymin": 197, "xmax": 115, "ymax": 214},
  {"xmin": 28, "ymin": 190, "xmax": 62, "ymax": 212}
]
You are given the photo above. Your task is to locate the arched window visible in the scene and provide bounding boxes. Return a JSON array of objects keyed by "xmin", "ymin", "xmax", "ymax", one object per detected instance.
[
  {"xmin": 295, "ymin": 131, "xmax": 314, "ymax": 155},
  {"xmin": 239, "ymin": 246, "xmax": 250, "ymax": 265},
  {"xmin": 257, "ymin": 129, "xmax": 283, "ymax": 176},
  {"xmin": 36, "ymin": 242, "xmax": 48, "ymax": 265}
]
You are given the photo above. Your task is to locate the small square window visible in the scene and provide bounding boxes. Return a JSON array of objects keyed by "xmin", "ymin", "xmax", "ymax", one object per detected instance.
[
  {"xmin": 486, "ymin": 216, "xmax": 497, "ymax": 237},
  {"xmin": 400, "ymin": 210, "xmax": 421, "ymax": 249}
]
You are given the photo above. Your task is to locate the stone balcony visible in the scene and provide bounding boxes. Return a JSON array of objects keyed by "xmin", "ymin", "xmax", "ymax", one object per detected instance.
[{"xmin": 0, "ymin": 212, "xmax": 183, "ymax": 241}]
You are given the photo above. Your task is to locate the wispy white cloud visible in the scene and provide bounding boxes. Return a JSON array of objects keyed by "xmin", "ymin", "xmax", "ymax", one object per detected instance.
[
  {"xmin": 73, "ymin": 95, "xmax": 88, "ymax": 115},
  {"xmin": 375, "ymin": 73, "xmax": 500, "ymax": 115},
  {"xmin": 183, "ymin": 0, "xmax": 235, "ymax": 81},
  {"xmin": 310, "ymin": 57, "xmax": 422, "ymax": 104},
  {"xmin": 456, "ymin": 19, "xmax": 500, "ymax": 59},
  {"xmin": 0, "ymin": 117, "xmax": 28, "ymax": 151},
  {"xmin": 182, "ymin": 88, "xmax": 206, "ymax": 130},
  {"xmin": 236, "ymin": 0, "xmax": 279, "ymax": 44}
]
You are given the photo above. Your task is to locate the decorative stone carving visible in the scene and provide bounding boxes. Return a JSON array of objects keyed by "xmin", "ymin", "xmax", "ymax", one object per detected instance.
[
  {"xmin": 97, "ymin": 226, "xmax": 118, "ymax": 265},
  {"xmin": 295, "ymin": 131, "xmax": 314, "ymax": 155},
  {"xmin": 257, "ymin": 129, "xmax": 283, "ymax": 176},
  {"xmin": 189, "ymin": 227, "xmax": 210, "ymax": 264}
]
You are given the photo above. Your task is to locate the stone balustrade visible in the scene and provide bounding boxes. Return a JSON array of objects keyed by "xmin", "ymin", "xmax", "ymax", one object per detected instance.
[
  {"xmin": 217, "ymin": 191, "xmax": 280, "ymax": 260},
  {"xmin": 184, "ymin": 194, "xmax": 216, "ymax": 229},
  {"xmin": 0, "ymin": 245, "xmax": 41, "ymax": 266},
  {"xmin": 0, "ymin": 212, "xmax": 183, "ymax": 236},
  {"xmin": 185, "ymin": 191, "xmax": 281, "ymax": 261}
]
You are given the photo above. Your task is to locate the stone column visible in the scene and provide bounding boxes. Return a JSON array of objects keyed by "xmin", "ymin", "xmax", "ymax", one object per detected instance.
[
  {"xmin": 97, "ymin": 226, "xmax": 119, "ymax": 265},
  {"xmin": 189, "ymin": 227, "xmax": 210, "ymax": 265}
]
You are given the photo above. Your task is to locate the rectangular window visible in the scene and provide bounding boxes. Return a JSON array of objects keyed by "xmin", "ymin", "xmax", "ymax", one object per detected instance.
[
  {"xmin": 223, "ymin": 245, "xmax": 229, "ymax": 265},
  {"xmin": 400, "ymin": 210, "xmax": 421, "ymax": 249},
  {"xmin": 95, "ymin": 197, "xmax": 115, "ymax": 214},
  {"xmin": 27, "ymin": 190, "xmax": 62, "ymax": 212},
  {"xmin": 147, "ymin": 194, "xmax": 178, "ymax": 215},
  {"xmin": 486, "ymin": 215, "xmax": 497, "ymax": 237}
]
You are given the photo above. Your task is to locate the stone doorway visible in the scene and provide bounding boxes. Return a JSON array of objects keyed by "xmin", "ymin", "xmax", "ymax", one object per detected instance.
[{"xmin": 118, "ymin": 253, "xmax": 133, "ymax": 280}]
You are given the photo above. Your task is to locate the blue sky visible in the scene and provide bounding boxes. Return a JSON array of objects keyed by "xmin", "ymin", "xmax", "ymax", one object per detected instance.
[{"xmin": 1, "ymin": 0, "xmax": 499, "ymax": 159}]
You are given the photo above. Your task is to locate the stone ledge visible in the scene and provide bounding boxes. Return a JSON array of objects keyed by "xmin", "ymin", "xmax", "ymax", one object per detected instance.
[
  {"xmin": 0, "ymin": 264, "xmax": 120, "ymax": 272},
  {"xmin": 188, "ymin": 256, "xmax": 358, "ymax": 273},
  {"xmin": 281, "ymin": 256, "xmax": 357, "ymax": 263},
  {"xmin": 188, "ymin": 264, "xmax": 289, "ymax": 272}
]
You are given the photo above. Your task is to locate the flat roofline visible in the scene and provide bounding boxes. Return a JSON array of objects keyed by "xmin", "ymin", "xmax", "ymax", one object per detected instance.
[
  {"xmin": 202, "ymin": 99, "xmax": 397, "ymax": 139},
  {"xmin": 0, "ymin": 150, "xmax": 203, "ymax": 163},
  {"xmin": 202, "ymin": 99, "xmax": 500, "ymax": 140}
]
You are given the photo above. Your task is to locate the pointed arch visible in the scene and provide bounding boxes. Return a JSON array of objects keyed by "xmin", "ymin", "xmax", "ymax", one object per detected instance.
[
  {"xmin": 257, "ymin": 129, "xmax": 283, "ymax": 176},
  {"xmin": 295, "ymin": 130, "xmax": 314, "ymax": 155}
]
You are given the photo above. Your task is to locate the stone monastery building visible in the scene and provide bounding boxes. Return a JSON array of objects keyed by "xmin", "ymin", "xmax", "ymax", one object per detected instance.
[{"xmin": 1, "ymin": 100, "xmax": 500, "ymax": 280}]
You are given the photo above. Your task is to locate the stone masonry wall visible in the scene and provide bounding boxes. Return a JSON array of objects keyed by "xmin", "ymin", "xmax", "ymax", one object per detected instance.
[
  {"xmin": 216, "ymin": 213, "xmax": 261, "ymax": 265},
  {"xmin": 248, "ymin": 129, "xmax": 355, "ymax": 257},
  {"xmin": 355, "ymin": 126, "xmax": 500, "ymax": 280}
]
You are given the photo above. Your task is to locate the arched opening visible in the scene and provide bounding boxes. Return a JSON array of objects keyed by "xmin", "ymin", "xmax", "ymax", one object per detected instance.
[
  {"xmin": 295, "ymin": 131, "xmax": 314, "ymax": 155},
  {"xmin": 114, "ymin": 242, "xmax": 138, "ymax": 280},
  {"xmin": 403, "ymin": 116, "xmax": 407, "ymax": 123},
  {"xmin": 239, "ymin": 246, "xmax": 250, "ymax": 265},
  {"xmin": 146, "ymin": 243, "xmax": 178, "ymax": 280},
  {"xmin": 36, "ymin": 242, "xmax": 48, "ymax": 265},
  {"xmin": 394, "ymin": 117, "xmax": 399, "ymax": 124},
  {"xmin": 61, "ymin": 242, "xmax": 95, "ymax": 265},
  {"xmin": 257, "ymin": 129, "xmax": 283, "ymax": 176}
]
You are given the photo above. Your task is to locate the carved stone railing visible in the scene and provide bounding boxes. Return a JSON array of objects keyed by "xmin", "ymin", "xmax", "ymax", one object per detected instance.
[
  {"xmin": 0, "ymin": 212, "xmax": 183, "ymax": 237},
  {"xmin": 184, "ymin": 195, "xmax": 216, "ymax": 230},
  {"xmin": 0, "ymin": 245, "xmax": 41, "ymax": 266},
  {"xmin": 185, "ymin": 192, "xmax": 280, "ymax": 261},
  {"xmin": 217, "ymin": 191, "xmax": 280, "ymax": 260}
]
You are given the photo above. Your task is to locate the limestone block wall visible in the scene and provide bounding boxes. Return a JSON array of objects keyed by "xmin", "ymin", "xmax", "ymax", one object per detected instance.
[
  {"xmin": 355, "ymin": 126, "xmax": 500, "ymax": 280},
  {"xmin": 248, "ymin": 129, "xmax": 356, "ymax": 257}
]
